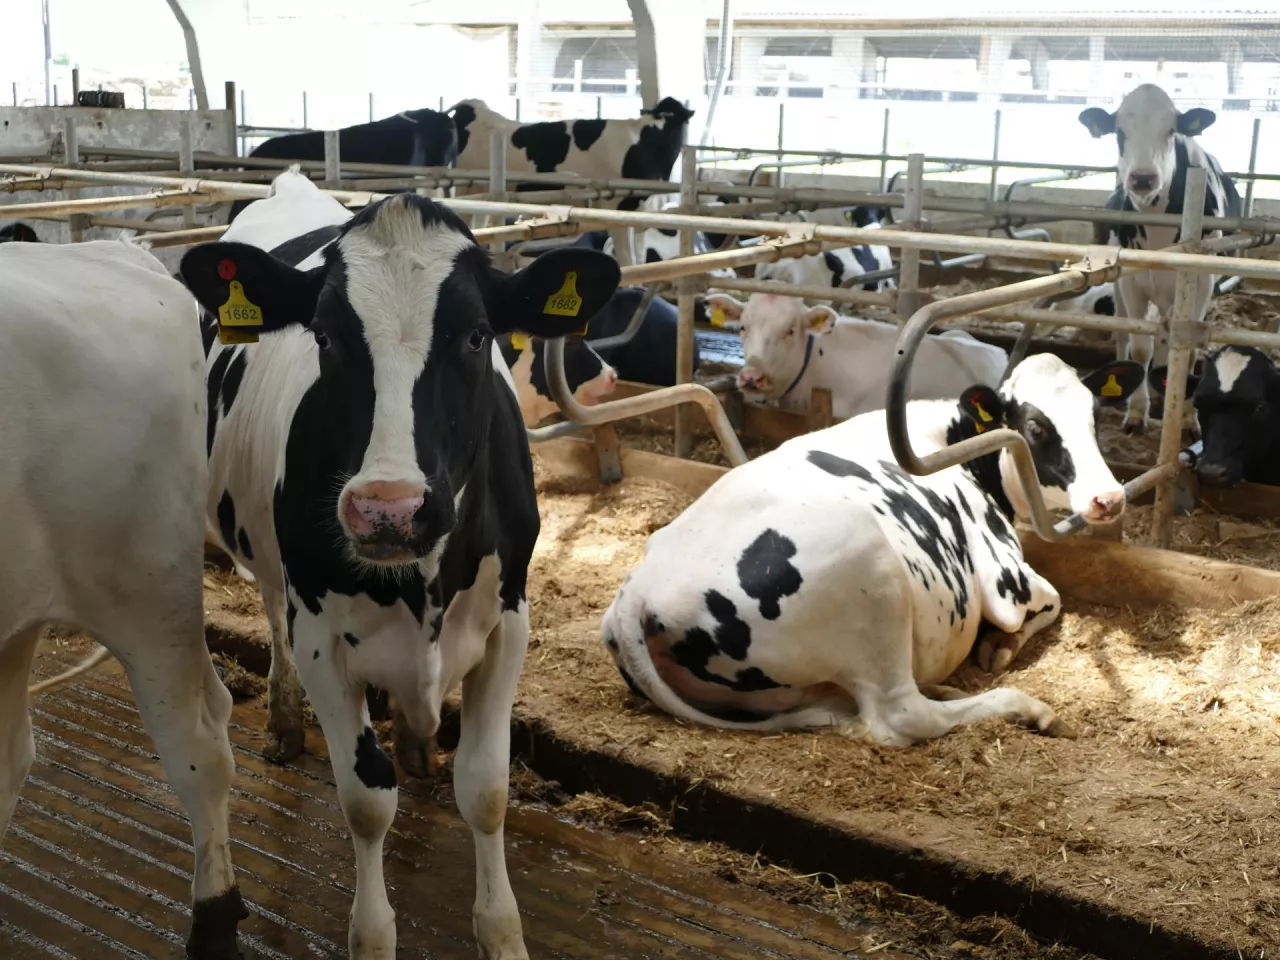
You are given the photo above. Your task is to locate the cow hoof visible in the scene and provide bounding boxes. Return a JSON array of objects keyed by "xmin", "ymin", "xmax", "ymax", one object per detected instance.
[
  {"xmin": 977, "ymin": 632, "xmax": 1019, "ymax": 674},
  {"xmin": 186, "ymin": 887, "xmax": 249, "ymax": 960},
  {"xmin": 1038, "ymin": 717, "xmax": 1077, "ymax": 739},
  {"xmin": 396, "ymin": 730, "xmax": 441, "ymax": 780},
  {"xmin": 1121, "ymin": 420, "xmax": 1146, "ymax": 436},
  {"xmin": 263, "ymin": 727, "xmax": 304, "ymax": 764}
]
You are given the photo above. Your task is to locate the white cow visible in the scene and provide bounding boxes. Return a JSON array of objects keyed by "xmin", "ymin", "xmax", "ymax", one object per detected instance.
[
  {"xmin": 707, "ymin": 291, "xmax": 1008, "ymax": 420},
  {"xmin": 602, "ymin": 354, "xmax": 1145, "ymax": 743},
  {"xmin": 0, "ymin": 240, "xmax": 246, "ymax": 956}
]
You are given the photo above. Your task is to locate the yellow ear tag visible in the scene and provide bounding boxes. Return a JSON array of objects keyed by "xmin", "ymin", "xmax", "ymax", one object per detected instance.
[
  {"xmin": 971, "ymin": 400, "xmax": 994, "ymax": 432},
  {"xmin": 510, "ymin": 332, "xmax": 529, "ymax": 351},
  {"xmin": 544, "ymin": 271, "xmax": 583, "ymax": 317},
  {"xmin": 1100, "ymin": 373, "xmax": 1123, "ymax": 398},
  {"xmin": 1185, "ymin": 117, "xmax": 1200, "ymax": 132},
  {"xmin": 710, "ymin": 305, "xmax": 727, "ymax": 328},
  {"xmin": 217, "ymin": 281, "xmax": 263, "ymax": 345}
]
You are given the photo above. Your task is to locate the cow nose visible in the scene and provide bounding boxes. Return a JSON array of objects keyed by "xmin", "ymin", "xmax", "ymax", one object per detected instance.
[
  {"xmin": 344, "ymin": 480, "xmax": 426, "ymax": 538},
  {"xmin": 738, "ymin": 368, "xmax": 769, "ymax": 391},
  {"xmin": 1087, "ymin": 490, "xmax": 1126, "ymax": 522},
  {"xmin": 1128, "ymin": 172, "xmax": 1157, "ymax": 193},
  {"xmin": 1197, "ymin": 461, "xmax": 1232, "ymax": 487}
]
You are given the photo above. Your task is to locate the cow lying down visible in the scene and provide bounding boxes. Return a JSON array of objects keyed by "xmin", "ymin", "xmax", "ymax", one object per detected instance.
[{"xmin": 602, "ymin": 354, "xmax": 1144, "ymax": 744}]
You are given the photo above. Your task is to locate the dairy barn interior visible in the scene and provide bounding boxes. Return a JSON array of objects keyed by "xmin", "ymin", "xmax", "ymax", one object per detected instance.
[{"xmin": 7, "ymin": 2, "xmax": 1280, "ymax": 959}]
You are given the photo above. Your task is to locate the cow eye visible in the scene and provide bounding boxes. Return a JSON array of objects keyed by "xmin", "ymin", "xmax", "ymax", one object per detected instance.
[
  {"xmin": 466, "ymin": 328, "xmax": 488, "ymax": 353},
  {"xmin": 313, "ymin": 330, "xmax": 330, "ymax": 351},
  {"xmin": 783, "ymin": 328, "xmax": 795, "ymax": 339}
]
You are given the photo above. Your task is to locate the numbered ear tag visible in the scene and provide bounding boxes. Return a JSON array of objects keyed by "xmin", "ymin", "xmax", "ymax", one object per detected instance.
[
  {"xmin": 543, "ymin": 271, "xmax": 583, "ymax": 317},
  {"xmin": 218, "ymin": 281, "xmax": 263, "ymax": 345},
  {"xmin": 510, "ymin": 332, "xmax": 529, "ymax": 351},
  {"xmin": 1100, "ymin": 373, "xmax": 1123, "ymax": 398},
  {"xmin": 971, "ymin": 400, "xmax": 994, "ymax": 433},
  {"xmin": 710, "ymin": 305, "xmax": 727, "ymax": 328}
]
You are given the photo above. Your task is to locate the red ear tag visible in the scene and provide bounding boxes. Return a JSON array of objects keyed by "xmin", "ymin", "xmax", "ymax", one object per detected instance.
[{"xmin": 217, "ymin": 259, "xmax": 237, "ymax": 281}]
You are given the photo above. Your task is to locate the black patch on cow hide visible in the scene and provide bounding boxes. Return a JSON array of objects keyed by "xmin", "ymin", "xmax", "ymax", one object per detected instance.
[
  {"xmin": 236, "ymin": 528, "xmax": 253, "ymax": 561},
  {"xmin": 736, "ymin": 529, "xmax": 803, "ymax": 621},
  {"xmin": 344, "ymin": 632, "xmax": 360, "ymax": 647},
  {"xmin": 669, "ymin": 627, "xmax": 785, "ymax": 692},
  {"xmin": 618, "ymin": 666, "xmax": 647, "ymax": 699},
  {"xmin": 572, "ymin": 119, "xmax": 606, "ymax": 151},
  {"xmin": 822, "ymin": 250, "xmax": 845, "ymax": 287},
  {"xmin": 512, "ymin": 121, "xmax": 571, "ymax": 172},
  {"xmin": 705, "ymin": 590, "xmax": 752, "ymax": 660},
  {"xmin": 354, "ymin": 726, "xmax": 397, "ymax": 790},
  {"xmin": 285, "ymin": 595, "xmax": 297, "ymax": 648},
  {"xmin": 217, "ymin": 491, "xmax": 237, "ymax": 553}
]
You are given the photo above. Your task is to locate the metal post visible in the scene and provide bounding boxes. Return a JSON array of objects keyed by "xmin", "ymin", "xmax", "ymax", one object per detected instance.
[
  {"xmin": 63, "ymin": 117, "xmax": 87, "ymax": 242},
  {"xmin": 142, "ymin": 86, "xmax": 149, "ymax": 110},
  {"xmin": 12, "ymin": 82, "xmax": 17, "ymax": 106},
  {"xmin": 302, "ymin": 91, "xmax": 308, "ymax": 129},
  {"xmin": 179, "ymin": 113, "xmax": 196, "ymax": 227},
  {"xmin": 71, "ymin": 67, "xmax": 79, "ymax": 103},
  {"xmin": 42, "ymin": 0, "xmax": 52, "ymax": 107},
  {"xmin": 674, "ymin": 144, "xmax": 699, "ymax": 459},
  {"xmin": 323, "ymin": 129, "xmax": 341, "ymax": 188},
  {"xmin": 1244, "ymin": 117, "xmax": 1261, "ymax": 217},
  {"xmin": 189, "ymin": 88, "xmax": 195, "ymax": 111},
  {"xmin": 53, "ymin": 85, "xmax": 58, "ymax": 107},
  {"xmin": 988, "ymin": 108, "xmax": 1002, "ymax": 202},
  {"xmin": 369, "ymin": 92, "xmax": 375, "ymax": 123},
  {"xmin": 225, "ymin": 81, "xmax": 238, "ymax": 158},
  {"xmin": 1151, "ymin": 166, "xmax": 1209, "ymax": 548},
  {"xmin": 597, "ymin": 96, "xmax": 603, "ymax": 119},
  {"xmin": 775, "ymin": 102, "xmax": 785, "ymax": 186},
  {"xmin": 239, "ymin": 88, "xmax": 247, "ymax": 157},
  {"xmin": 879, "ymin": 107, "xmax": 891, "ymax": 192},
  {"xmin": 897, "ymin": 153, "xmax": 924, "ymax": 320},
  {"xmin": 488, "ymin": 130, "xmax": 508, "ymax": 268}
]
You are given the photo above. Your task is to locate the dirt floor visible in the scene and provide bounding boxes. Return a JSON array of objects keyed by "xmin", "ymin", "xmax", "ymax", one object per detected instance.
[{"xmin": 517, "ymin": 467, "xmax": 1280, "ymax": 958}]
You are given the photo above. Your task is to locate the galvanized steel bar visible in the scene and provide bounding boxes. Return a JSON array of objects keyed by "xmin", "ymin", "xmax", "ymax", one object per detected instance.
[
  {"xmin": 674, "ymin": 145, "xmax": 699, "ymax": 459},
  {"xmin": 898, "ymin": 154, "xmax": 924, "ymax": 320}
]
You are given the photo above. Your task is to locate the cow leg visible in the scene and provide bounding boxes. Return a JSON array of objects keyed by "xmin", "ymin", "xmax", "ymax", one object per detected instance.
[
  {"xmin": 607, "ymin": 227, "xmax": 636, "ymax": 268},
  {"xmin": 976, "ymin": 573, "xmax": 1061, "ymax": 674},
  {"xmin": 295, "ymin": 616, "xmax": 397, "ymax": 960},
  {"xmin": 261, "ymin": 581, "xmax": 305, "ymax": 763},
  {"xmin": 112, "ymin": 613, "xmax": 246, "ymax": 959},
  {"xmin": 1116, "ymin": 282, "xmax": 1155, "ymax": 434},
  {"xmin": 454, "ymin": 608, "xmax": 529, "ymax": 960},
  {"xmin": 0, "ymin": 626, "xmax": 40, "ymax": 838}
]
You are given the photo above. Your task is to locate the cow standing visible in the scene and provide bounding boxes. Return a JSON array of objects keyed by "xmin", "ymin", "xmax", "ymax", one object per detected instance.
[
  {"xmin": 449, "ymin": 97, "xmax": 695, "ymax": 266},
  {"xmin": 707, "ymin": 291, "xmax": 1007, "ymax": 420},
  {"xmin": 602, "ymin": 354, "xmax": 1144, "ymax": 742},
  {"xmin": 182, "ymin": 170, "xmax": 620, "ymax": 958},
  {"xmin": 0, "ymin": 240, "xmax": 246, "ymax": 957},
  {"xmin": 1079, "ymin": 83, "xmax": 1241, "ymax": 433}
]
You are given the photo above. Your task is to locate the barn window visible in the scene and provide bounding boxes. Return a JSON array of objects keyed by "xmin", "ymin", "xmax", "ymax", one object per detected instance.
[
  {"xmin": 757, "ymin": 36, "xmax": 831, "ymax": 98},
  {"xmin": 552, "ymin": 36, "xmax": 639, "ymax": 95}
]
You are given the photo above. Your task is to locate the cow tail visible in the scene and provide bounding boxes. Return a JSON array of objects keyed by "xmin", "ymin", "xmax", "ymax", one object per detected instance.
[{"xmin": 28, "ymin": 644, "xmax": 113, "ymax": 696}]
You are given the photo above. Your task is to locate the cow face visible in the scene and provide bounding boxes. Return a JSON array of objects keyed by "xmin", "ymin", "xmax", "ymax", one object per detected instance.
[
  {"xmin": 497, "ymin": 333, "xmax": 618, "ymax": 426},
  {"xmin": 0, "ymin": 222, "xmax": 40, "ymax": 243},
  {"xmin": 961, "ymin": 355, "xmax": 1145, "ymax": 523},
  {"xmin": 707, "ymin": 292, "xmax": 837, "ymax": 399},
  {"xmin": 182, "ymin": 195, "xmax": 620, "ymax": 569},
  {"xmin": 1079, "ymin": 84, "xmax": 1216, "ymax": 206},
  {"xmin": 1154, "ymin": 346, "xmax": 1278, "ymax": 487}
]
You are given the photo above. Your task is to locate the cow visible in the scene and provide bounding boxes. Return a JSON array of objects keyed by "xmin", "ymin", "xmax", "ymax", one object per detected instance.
[
  {"xmin": 227, "ymin": 108, "xmax": 460, "ymax": 222},
  {"xmin": 448, "ymin": 97, "xmax": 695, "ymax": 266},
  {"xmin": 1151, "ymin": 346, "xmax": 1280, "ymax": 487},
  {"xmin": 180, "ymin": 168, "xmax": 621, "ymax": 958},
  {"xmin": 706, "ymin": 291, "xmax": 1007, "ymax": 420},
  {"xmin": 497, "ymin": 331, "xmax": 618, "ymax": 425},
  {"xmin": 0, "ymin": 222, "xmax": 40, "ymax": 243},
  {"xmin": 752, "ymin": 207, "xmax": 896, "ymax": 294},
  {"xmin": 587, "ymin": 287, "xmax": 700, "ymax": 387},
  {"xmin": 603, "ymin": 225, "xmax": 736, "ymax": 277},
  {"xmin": 1079, "ymin": 83, "xmax": 1241, "ymax": 433},
  {"xmin": 0, "ymin": 239, "xmax": 246, "ymax": 957},
  {"xmin": 600, "ymin": 353, "xmax": 1145, "ymax": 743}
]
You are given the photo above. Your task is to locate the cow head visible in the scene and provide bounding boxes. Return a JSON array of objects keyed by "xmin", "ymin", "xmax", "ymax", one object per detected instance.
[
  {"xmin": 959, "ymin": 355, "xmax": 1145, "ymax": 524},
  {"xmin": 707, "ymin": 292, "xmax": 837, "ymax": 400},
  {"xmin": 497, "ymin": 333, "xmax": 618, "ymax": 427},
  {"xmin": 843, "ymin": 206, "xmax": 887, "ymax": 229},
  {"xmin": 182, "ymin": 195, "xmax": 620, "ymax": 569},
  {"xmin": 1152, "ymin": 346, "xmax": 1278, "ymax": 487},
  {"xmin": 0, "ymin": 222, "xmax": 40, "ymax": 243},
  {"xmin": 1079, "ymin": 84, "xmax": 1216, "ymax": 207},
  {"xmin": 642, "ymin": 97, "xmax": 696, "ymax": 125}
]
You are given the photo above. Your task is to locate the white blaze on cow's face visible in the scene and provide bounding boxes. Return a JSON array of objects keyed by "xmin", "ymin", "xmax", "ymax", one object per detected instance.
[
  {"xmin": 1079, "ymin": 83, "xmax": 1217, "ymax": 207},
  {"xmin": 989, "ymin": 355, "xmax": 1145, "ymax": 524},
  {"xmin": 707, "ymin": 292, "xmax": 837, "ymax": 401}
]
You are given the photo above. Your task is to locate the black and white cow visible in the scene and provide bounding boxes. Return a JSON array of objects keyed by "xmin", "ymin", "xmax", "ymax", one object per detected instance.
[
  {"xmin": 227, "ymin": 108, "xmax": 460, "ymax": 222},
  {"xmin": 0, "ymin": 222, "xmax": 40, "ymax": 243},
  {"xmin": 602, "ymin": 354, "xmax": 1144, "ymax": 743},
  {"xmin": 182, "ymin": 170, "xmax": 620, "ymax": 958},
  {"xmin": 449, "ymin": 97, "xmax": 695, "ymax": 266},
  {"xmin": 749, "ymin": 207, "xmax": 895, "ymax": 294},
  {"xmin": 497, "ymin": 331, "xmax": 618, "ymax": 425},
  {"xmin": 587, "ymin": 286, "xmax": 700, "ymax": 387},
  {"xmin": 1152, "ymin": 346, "xmax": 1280, "ymax": 487},
  {"xmin": 1, "ymin": 239, "xmax": 246, "ymax": 957},
  {"xmin": 1080, "ymin": 83, "xmax": 1241, "ymax": 433}
]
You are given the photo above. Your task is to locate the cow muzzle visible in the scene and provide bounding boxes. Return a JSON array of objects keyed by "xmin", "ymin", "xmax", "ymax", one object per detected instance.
[
  {"xmin": 737, "ymin": 367, "xmax": 771, "ymax": 394},
  {"xmin": 1083, "ymin": 489, "xmax": 1126, "ymax": 523},
  {"xmin": 341, "ymin": 479, "xmax": 428, "ymax": 561},
  {"xmin": 577, "ymin": 367, "xmax": 619, "ymax": 406},
  {"xmin": 1196, "ymin": 460, "xmax": 1238, "ymax": 488},
  {"xmin": 1127, "ymin": 171, "xmax": 1159, "ymax": 197}
]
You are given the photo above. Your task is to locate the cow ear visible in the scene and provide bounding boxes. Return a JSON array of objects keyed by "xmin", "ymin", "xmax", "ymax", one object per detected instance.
[
  {"xmin": 180, "ymin": 242, "xmax": 323, "ymax": 336},
  {"xmin": 802, "ymin": 305, "xmax": 838, "ymax": 335},
  {"xmin": 1148, "ymin": 364, "xmax": 1201, "ymax": 399},
  {"xmin": 704, "ymin": 293, "xmax": 746, "ymax": 326},
  {"xmin": 1178, "ymin": 107, "xmax": 1216, "ymax": 136},
  {"xmin": 492, "ymin": 247, "xmax": 621, "ymax": 337},
  {"xmin": 1083, "ymin": 360, "xmax": 1146, "ymax": 403},
  {"xmin": 959, "ymin": 385, "xmax": 1005, "ymax": 432},
  {"xmin": 1078, "ymin": 107, "xmax": 1115, "ymax": 139}
]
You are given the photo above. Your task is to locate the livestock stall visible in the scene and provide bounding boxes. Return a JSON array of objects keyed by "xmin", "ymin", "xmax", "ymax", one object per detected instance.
[{"xmin": 8, "ymin": 14, "xmax": 1280, "ymax": 958}]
